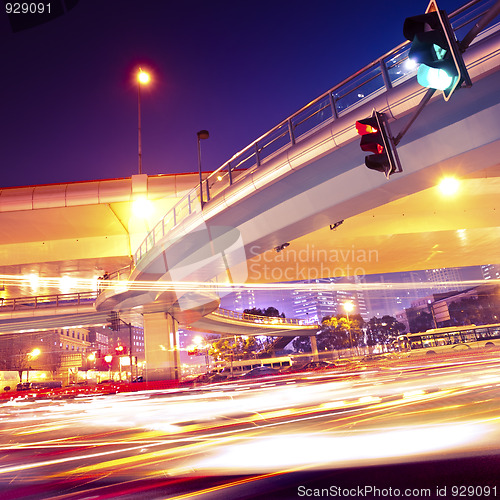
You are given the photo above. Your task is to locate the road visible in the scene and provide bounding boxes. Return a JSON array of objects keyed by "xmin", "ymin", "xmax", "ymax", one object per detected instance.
[{"xmin": 1, "ymin": 351, "xmax": 500, "ymax": 499}]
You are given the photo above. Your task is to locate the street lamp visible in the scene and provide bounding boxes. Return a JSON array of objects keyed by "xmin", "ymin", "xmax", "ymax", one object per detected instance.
[
  {"xmin": 26, "ymin": 348, "xmax": 41, "ymax": 383},
  {"xmin": 197, "ymin": 130, "xmax": 209, "ymax": 208},
  {"xmin": 104, "ymin": 354, "xmax": 113, "ymax": 381},
  {"xmin": 343, "ymin": 301, "xmax": 355, "ymax": 357},
  {"xmin": 137, "ymin": 68, "xmax": 151, "ymax": 175}
]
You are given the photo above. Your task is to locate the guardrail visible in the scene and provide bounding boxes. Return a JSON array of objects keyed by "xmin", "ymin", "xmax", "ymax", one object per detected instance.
[
  {"xmin": 133, "ymin": 0, "xmax": 496, "ymax": 265},
  {"xmin": 0, "ymin": 291, "xmax": 97, "ymax": 312},
  {"xmin": 213, "ymin": 307, "xmax": 319, "ymax": 327}
]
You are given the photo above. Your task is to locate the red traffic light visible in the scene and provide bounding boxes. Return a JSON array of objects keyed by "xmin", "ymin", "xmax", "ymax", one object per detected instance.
[
  {"xmin": 115, "ymin": 345, "xmax": 127, "ymax": 355},
  {"xmin": 356, "ymin": 117, "xmax": 385, "ymax": 155},
  {"xmin": 355, "ymin": 111, "xmax": 402, "ymax": 179},
  {"xmin": 355, "ymin": 121, "xmax": 378, "ymax": 135}
]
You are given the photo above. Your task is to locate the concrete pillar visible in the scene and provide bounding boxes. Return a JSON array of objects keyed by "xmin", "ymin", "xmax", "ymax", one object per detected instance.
[
  {"xmin": 143, "ymin": 312, "xmax": 180, "ymax": 381},
  {"xmin": 310, "ymin": 335, "xmax": 319, "ymax": 361}
]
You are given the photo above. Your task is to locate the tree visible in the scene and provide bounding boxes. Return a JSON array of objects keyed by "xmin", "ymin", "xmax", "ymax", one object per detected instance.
[
  {"xmin": 318, "ymin": 314, "xmax": 365, "ymax": 355},
  {"xmin": 209, "ymin": 335, "xmax": 265, "ymax": 361},
  {"xmin": 447, "ymin": 293, "xmax": 500, "ymax": 326},
  {"xmin": 366, "ymin": 315, "xmax": 406, "ymax": 352},
  {"xmin": 243, "ymin": 306, "xmax": 285, "ymax": 318},
  {"xmin": 408, "ymin": 310, "xmax": 434, "ymax": 333},
  {"xmin": 292, "ymin": 336, "xmax": 311, "ymax": 353}
]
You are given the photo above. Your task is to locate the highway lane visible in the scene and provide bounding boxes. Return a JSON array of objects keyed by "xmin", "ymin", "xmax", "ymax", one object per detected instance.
[{"xmin": 1, "ymin": 352, "xmax": 500, "ymax": 499}]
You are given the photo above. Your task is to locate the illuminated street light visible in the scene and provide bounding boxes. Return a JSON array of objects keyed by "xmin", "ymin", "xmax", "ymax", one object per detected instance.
[
  {"xmin": 26, "ymin": 348, "xmax": 41, "ymax": 383},
  {"xmin": 137, "ymin": 68, "xmax": 151, "ymax": 175},
  {"xmin": 137, "ymin": 69, "xmax": 150, "ymax": 85},
  {"xmin": 132, "ymin": 197, "xmax": 154, "ymax": 218},
  {"xmin": 438, "ymin": 176, "xmax": 460, "ymax": 196},
  {"xmin": 104, "ymin": 354, "xmax": 113, "ymax": 381},
  {"xmin": 29, "ymin": 348, "xmax": 41, "ymax": 358}
]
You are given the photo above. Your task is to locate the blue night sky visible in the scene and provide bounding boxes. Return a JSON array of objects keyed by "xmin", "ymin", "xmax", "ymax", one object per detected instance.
[{"xmin": 1, "ymin": 0, "xmax": 461, "ymax": 188}]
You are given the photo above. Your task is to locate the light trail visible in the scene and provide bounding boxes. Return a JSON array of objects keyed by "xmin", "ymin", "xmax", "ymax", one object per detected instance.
[
  {"xmin": 0, "ymin": 273, "xmax": 498, "ymax": 294},
  {"xmin": 2, "ymin": 354, "xmax": 500, "ymax": 496}
]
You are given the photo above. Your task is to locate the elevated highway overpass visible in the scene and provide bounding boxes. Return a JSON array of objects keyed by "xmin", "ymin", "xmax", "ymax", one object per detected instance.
[
  {"xmin": 97, "ymin": 3, "xmax": 500, "ymax": 312},
  {"xmin": 1, "ymin": 1, "xmax": 499, "ymax": 380},
  {"xmin": 0, "ymin": 292, "xmax": 318, "ymax": 347}
]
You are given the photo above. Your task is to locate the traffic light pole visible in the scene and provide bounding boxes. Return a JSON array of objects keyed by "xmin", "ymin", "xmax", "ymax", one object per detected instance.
[
  {"xmin": 128, "ymin": 321, "xmax": 134, "ymax": 381},
  {"xmin": 108, "ymin": 312, "xmax": 135, "ymax": 381},
  {"xmin": 394, "ymin": 0, "xmax": 500, "ymax": 147},
  {"xmin": 393, "ymin": 88, "xmax": 436, "ymax": 146}
]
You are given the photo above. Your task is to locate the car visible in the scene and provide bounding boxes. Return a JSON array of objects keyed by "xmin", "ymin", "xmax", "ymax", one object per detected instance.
[{"xmin": 241, "ymin": 366, "xmax": 279, "ymax": 378}]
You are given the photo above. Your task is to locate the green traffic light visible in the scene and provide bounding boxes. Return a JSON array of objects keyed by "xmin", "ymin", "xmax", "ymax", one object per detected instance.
[
  {"xmin": 403, "ymin": 1, "xmax": 471, "ymax": 101},
  {"xmin": 417, "ymin": 64, "xmax": 454, "ymax": 90}
]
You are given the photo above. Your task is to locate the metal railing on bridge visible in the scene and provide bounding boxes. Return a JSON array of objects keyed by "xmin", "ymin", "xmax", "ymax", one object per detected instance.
[
  {"xmin": 212, "ymin": 307, "xmax": 319, "ymax": 328},
  {"xmin": 132, "ymin": 0, "xmax": 497, "ymax": 265},
  {"xmin": 0, "ymin": 291, "xmax": 97, "ymax": 312}
]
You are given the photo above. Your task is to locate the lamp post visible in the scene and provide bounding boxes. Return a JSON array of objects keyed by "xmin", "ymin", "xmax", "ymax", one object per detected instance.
[
  {"xmin": 197, "ymin": 130, "xmax": 209, "ymax": 208},
  {"xmin": 137, "ymin": 68, "xmax": 151, "ymax": 175},
  {"xmin": 26, "ymin": 348, "xmax": 41, "ymax": 383},
  {"xmin": 87, "ymin": 352, "xmax": 96, "ymax": 382},
  {"xmin": 343, "ymin": 301, "xmax": 355, "ymax": 357},
  {"xmin": 104, "ymin": 354, "xmax": 113, "ymax": 381}
]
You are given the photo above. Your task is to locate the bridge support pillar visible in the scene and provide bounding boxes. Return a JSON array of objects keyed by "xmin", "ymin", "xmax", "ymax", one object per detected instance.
[
  {"xmin": 143, "ymin": 312, "xmax": 180, "ymax": 381},
  {"xmin": 310, "ymin": 335, "xmax": 319, "ymax": 361}
]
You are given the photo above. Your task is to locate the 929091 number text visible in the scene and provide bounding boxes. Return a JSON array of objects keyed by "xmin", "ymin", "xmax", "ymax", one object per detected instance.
[{"xmin": 5, "ymin": 3, "xmax": 51, "ymax": 14}]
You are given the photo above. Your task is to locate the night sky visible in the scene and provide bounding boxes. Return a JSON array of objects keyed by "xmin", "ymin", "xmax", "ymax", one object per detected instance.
[{"xmin": 1, "ymin": 0, "xmax": 461, "ymax": 189}]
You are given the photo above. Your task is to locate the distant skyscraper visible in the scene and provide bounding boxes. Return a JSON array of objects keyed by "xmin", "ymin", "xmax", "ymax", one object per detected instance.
[
  {"xmin": 424, "ymin": 267, "xmax": 464, "ymax": 292},
  {"xmin": 291, "ymin": 278, "xmax": 362, "ymax": 323},
  {"xmin": 223, "ymin": 289, "xmax": 256, "ymax": 313},
  {"xmin": 482, "ymin": 264, "xmax": 500, "ymax": 281}
]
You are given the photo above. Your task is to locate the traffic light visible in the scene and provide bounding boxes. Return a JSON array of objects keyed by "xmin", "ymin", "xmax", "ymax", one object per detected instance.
[
  {"xmin": 107, "ymin": 311, "xmax": 121, "ymax": 331},
  {"xmin": 355, "ymin": 111, "xmax": 401, "ymax": 179},
  {"xmin": 115, "ymin": 345, "xmax": 127, "ymax": 355},
  {"xmin": 403, "ymin": 0, "xmax": 471, "ymax": 100}
]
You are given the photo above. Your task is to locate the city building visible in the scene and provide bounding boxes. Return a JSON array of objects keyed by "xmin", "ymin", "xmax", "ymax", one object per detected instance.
[
  {"xmin": 0, "ymin": 327, "xmax": 91, "ymax": 384},
  {"xmin": 482, "ymin": 264, "xmax": 500, "ymax": 281}
]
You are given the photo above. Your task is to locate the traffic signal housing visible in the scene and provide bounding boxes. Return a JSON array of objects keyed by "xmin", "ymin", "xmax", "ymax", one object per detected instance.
[
  {"xmin": 403, "ymin": 0, "xmax": 471, "ymax": 100},
  {"xmin": 108, "ymin": 311, "xmax": 121, "ymax": 331},
  {"xmin": 115, "ymin": 345, "xmax": 127, "ymax": 355},
  {"xmin": 355, "ymin": 111, "xmax": 401, "ymax": 179}
]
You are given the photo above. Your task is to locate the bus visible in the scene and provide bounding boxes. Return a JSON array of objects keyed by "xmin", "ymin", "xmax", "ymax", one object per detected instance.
[
  {"xmin": 213, "ymin": 356, "xmax": 294, "ymax": 378},
  {"xmin": 395, "ymin": 323, "xmax": 500, "ymax": 357}
]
